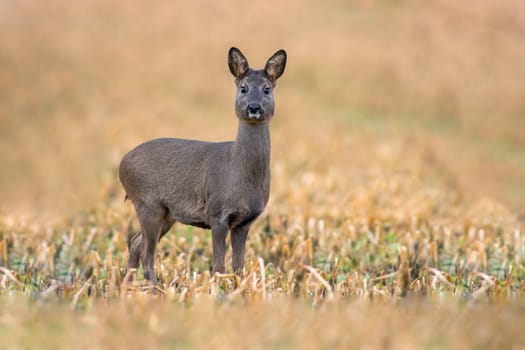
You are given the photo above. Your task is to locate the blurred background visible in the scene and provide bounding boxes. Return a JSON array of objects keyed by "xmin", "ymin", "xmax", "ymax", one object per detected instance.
[{"xmin": 1, "ymin": 0, "xmax": 524, "ymax": 218}]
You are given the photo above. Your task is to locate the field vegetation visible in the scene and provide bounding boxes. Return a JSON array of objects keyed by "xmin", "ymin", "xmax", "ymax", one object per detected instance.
[{"xmin": 1, "ymin": 0, "xmax": 525, "ymax": 348}]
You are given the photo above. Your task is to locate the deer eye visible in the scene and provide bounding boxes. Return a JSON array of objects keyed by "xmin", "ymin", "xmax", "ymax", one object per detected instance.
[
  {"xmin": 240, "ymin": 85, "xmax": 248, "ymax": 94},
  {"xmin": 263, "ymin": 86, "xmax": 271, "ymax": 95}
]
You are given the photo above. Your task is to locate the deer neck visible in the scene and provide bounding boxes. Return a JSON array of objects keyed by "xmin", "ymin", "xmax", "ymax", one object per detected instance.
[{"xmin": 231, "ymin": 121, "xmax": 271, "ymax": 183}]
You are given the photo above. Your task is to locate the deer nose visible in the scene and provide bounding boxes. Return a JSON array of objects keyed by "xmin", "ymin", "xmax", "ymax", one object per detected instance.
[{"xmin": 247, "ymin": 103, "xmax": 262, "ymax": 114}]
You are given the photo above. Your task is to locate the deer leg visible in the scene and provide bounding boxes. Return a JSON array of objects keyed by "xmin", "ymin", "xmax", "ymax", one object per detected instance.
[
  {"xmin": 135, "ymin": 203, "xmax": 167, "ymax": 284},
  {"xmin": 211, "ymin": 222, "xmax": 229, "ymax": 274},
  {"xmin": 128, "ymin": 215, "xmax": 173, "ymax": 270},
  {"xmin": 128, "ymin": 231, "xmax": 142, "ymax": 270},
  {"xmin": 231, "ymin": 224, "xmax": 250, "ymax": 274}
]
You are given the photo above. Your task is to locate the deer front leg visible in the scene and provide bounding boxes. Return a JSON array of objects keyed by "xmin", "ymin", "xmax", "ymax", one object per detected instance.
[
  {"xmin": 211, "ymin": 222, "xmax": 228, "ymax": 274},
  {"xmin": 231, "ymin": 224, "xmax": 250, "ymax": 274}
]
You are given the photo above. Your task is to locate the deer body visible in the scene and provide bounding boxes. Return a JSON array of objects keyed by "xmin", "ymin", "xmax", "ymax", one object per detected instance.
[{"xmin": 119, "ymin": 48, "xmax": 286, "ymax": 282}]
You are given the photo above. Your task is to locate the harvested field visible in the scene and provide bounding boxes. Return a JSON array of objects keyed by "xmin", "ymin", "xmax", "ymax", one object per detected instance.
[{"xmin": 1, "ymin": 0, "xmax": 524, "ymax": 348}]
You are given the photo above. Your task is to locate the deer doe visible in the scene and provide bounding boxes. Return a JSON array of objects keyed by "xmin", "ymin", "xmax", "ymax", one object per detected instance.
[{"xmin": 119, "ymin": 47, "xmax": 286, "ymax": 283}]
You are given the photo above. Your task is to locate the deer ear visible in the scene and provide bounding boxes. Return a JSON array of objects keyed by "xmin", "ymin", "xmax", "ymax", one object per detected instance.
[
  {"xmin": 228, "ymin": 47, "xmax": 249, "ymax": 79},
  {"xmin": 265, "ymin": 49, "xmax": 287, "ymax": 82}
]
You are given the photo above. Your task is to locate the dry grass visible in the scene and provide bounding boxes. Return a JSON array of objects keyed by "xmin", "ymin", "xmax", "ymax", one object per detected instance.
[
  {"xmin": 1, "ymin": 165, "xmax": 524, "ymax": 348},
  {"xmin": 1, "ymin": 0, "xmax": 525, "ymax": 348},
  {"xmin": 3, "ymin": 298, "xmax": 525, "ymax": 349}
]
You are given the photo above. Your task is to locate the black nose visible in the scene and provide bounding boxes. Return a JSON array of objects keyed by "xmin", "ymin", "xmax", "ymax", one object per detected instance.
[{"xmin": 247, "ymin": 103, "xmax": 262, "ymax": 114}]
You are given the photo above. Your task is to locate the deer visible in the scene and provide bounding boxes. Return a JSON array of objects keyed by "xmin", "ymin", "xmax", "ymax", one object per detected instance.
[{"xmin": 119, "ymin": 47, "xmax": 287, "ymax": 284}]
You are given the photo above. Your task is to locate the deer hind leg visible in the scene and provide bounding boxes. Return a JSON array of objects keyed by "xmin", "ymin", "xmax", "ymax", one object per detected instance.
[
  {"xmin": 132, "ymin": 202, "xmax": 171, "ymax": 284},
  {"xmin": 127, "ymin": 213, "xmax": 174, "ymax": 271},
  {"xmin": 128, "ymin": 231, "xmax": 142, "ymax": 270}
]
